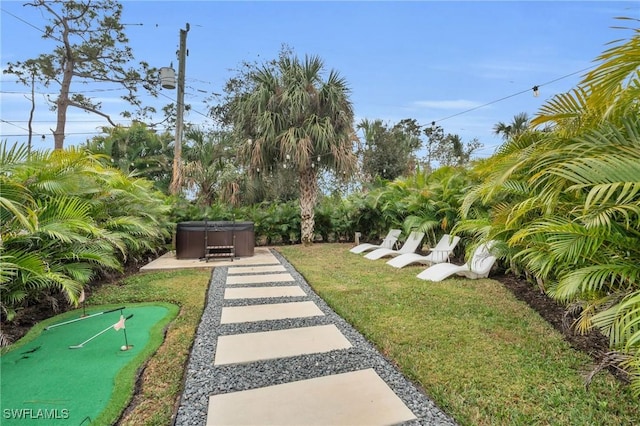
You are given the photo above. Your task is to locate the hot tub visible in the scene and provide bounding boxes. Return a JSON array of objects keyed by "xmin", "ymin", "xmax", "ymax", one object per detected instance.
[{"xmin": 175, "ymin": 221, "xmax": 255, "ymax": 259}]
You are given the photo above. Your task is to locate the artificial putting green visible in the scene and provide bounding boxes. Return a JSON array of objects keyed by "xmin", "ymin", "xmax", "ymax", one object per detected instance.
[{"xmin": 1, "ymin": 303, "xmax": 178, "ymax": 425}]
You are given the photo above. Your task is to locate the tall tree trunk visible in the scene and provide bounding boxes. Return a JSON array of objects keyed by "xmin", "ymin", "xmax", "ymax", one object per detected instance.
[
  {"xmin": 27, "ymin": 72, "xmax": 36, "ymax": 156},
  {"xmin": 54, "ymin": 77, "xmax": 70, "ymax": 150},
  {"xmin": 299, "ymin": 166, "xmax": 318, "ymax": 245},
  {"xmin": 54, "ymin": 19, "xmax": 75, "ymax": 150}
]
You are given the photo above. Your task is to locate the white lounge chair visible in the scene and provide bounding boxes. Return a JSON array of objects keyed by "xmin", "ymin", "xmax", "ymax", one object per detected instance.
[
  {"xmin": 386, "ymin": 234, "xmax": 460, "ymax": 268},
  {"xmin": 416, "ymin": 241, "xmax": 497, "ymax": 282},
  {"xmin": 364, "ymin": 231, "xmax": 425, "ymax": 260},
  {"xmin": 349, "ymin": 229, "xmax": 401, "ymax": 254}
]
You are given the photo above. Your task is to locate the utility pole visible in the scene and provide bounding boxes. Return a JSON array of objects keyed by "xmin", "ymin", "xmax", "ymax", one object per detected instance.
[{"xmin": 169, "ymin": 23, "xmax": 189, "ymax": 195}]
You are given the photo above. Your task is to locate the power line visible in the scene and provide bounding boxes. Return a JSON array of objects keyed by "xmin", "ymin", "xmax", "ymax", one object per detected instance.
[
  {"xmin": 157, "ymin": 90, "xmax": 213, "ymax": 121},
  {"xmin": 2, "ymin": 63, "xmax": 596, "ymax": 140},
  {"xmin": 6, "ymin": 119, "xmax": 134, "ymax": 124},
  {"xmin": 0, "ymin": 7, "xmax": 63, "ymax": 43},
  {"xmin": 0, "ymin": 119, "xmax": 37, "ymax": 135},
  {"xmin": 431, "ymin": 64, "xmax": 597, "ymax": 125},
  {"xmin": 0, "ymin": 88, "xmax": 128, "ymax": 95},
  {"xmin": 1, "ymin": 2, "xmax": 601, "ymax": 144}
]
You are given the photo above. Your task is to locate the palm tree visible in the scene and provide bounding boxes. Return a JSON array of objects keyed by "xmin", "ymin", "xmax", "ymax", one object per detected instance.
[
  {"xmin": 232, "ymin": 54, "xmax": 357, "ymax": 244},
  {"xmin": 83, "ymin": 123, "xmax": 174, "ymax": 192},
  {"xmin": 183, "ymin": 128, "xmax": 244, "ymax": 206},
  {"xmin": 0, "ymin": 142, "xmax": 171, "ymax": 345},
  {"xmin": 461, "ymin": 20, "xmax": 640, "ymax": 395},
  {"xmin": 493, "ymin": 112, "xmax": 530, "ymax": 140}
]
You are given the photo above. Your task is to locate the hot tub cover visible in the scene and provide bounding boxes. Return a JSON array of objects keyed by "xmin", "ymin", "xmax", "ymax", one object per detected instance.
[{"xmin": 177, "ymin": 221, "xmax": 254, "ymax": 231}]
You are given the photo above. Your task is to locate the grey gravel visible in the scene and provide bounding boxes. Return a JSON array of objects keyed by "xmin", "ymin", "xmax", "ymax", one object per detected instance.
[{"xmin": 174, "ymin": 249, "xmax": 458, "ymax": 425}]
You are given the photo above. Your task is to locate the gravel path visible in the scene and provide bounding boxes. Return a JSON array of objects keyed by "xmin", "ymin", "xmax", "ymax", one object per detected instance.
[{"xmin": 174, "ymin": 249, "xmax": 457, "ymax": 425}]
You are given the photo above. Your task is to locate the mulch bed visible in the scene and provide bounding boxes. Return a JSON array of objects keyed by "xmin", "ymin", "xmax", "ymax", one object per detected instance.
[
  {"xmin": 493, "ymin": 273, "xmax": 632, "ymax": 385},
  {"xmin": 493, "ymin": 273, "xmax": 611, "ymax": 357}
]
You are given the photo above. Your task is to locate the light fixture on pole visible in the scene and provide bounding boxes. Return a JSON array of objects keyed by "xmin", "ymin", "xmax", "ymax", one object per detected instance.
[{"xmin": 159, "ymin": 65, "xmax": 176, "ymax": 90}]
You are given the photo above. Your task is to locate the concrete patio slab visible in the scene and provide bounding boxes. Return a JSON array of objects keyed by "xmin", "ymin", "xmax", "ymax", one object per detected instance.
[
  {"xmin": 227, "ymin": 265, "xmax": 287, "ymax": 274},
  {"xmin": 214, "ymin": 324, "xmax": 352, "ymax": 365},
  {"xmin": 226, "ymin": 272, "xmax": 295, "ymax": 285},
  {"xmin": 206, "ymin": 368, "xmax": 417, "ymax": 425},
  {"xmin": 220, "ymin": 301, "xmax": 324, "ymax": 324},
  {"xmin": 140, "ymin": 247, "xmax": 280, "ymax": 271},
  {"xmin": 224, "ymin": 286, "xmax": 306, "ymax": 300}
]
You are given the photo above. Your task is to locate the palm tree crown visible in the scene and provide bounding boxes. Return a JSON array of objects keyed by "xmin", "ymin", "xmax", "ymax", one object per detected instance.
[
  {"xmin": 493, "ymin": 112, "xmax": 531, "ymax": 140},
  {"xmin": 232, "ymin": 54, "xmax": 357, "ymax": 244}
]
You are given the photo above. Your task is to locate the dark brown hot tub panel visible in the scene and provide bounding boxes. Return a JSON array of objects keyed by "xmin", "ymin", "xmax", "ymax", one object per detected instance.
[{"xmin": 175, "ymin": 221, "xmax": 255, "ymax": 259}]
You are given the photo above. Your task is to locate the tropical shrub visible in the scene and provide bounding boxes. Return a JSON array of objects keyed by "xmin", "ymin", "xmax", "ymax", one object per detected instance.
[
  {"xmin": 172, "ymin": 197, "xmax": 357, "ymax": 246},
  {"xmin": 314, "ymin": 195, "xmax": 355, "ymax": 242},
  {"xmin": 83, "ymin": 122, "xmax": 174, "ymax": 192},
  {"xmin": 0, "ymin": 143, "xmax": 171, "ymax": 341},
  {"xmin": 247, "ymin": 201, "xmax": 301, "ymax": 245},
  {"xmin": 343, "ymin": 189, "xmax": 393, "ymax": 243},
  {"xmin": 363, "ymin": 166, "xmax": 478, "ymax": 252},
  {"xmin": 456, "ymin": 20, "xmax": 640, "ymax": 394}
]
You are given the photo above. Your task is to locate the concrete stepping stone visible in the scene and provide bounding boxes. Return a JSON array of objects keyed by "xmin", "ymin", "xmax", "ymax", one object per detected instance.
[
  {"xmin": 227, "ymin": 265, "xmax": 287, "ymax": 274},
  {"xmin": 220, "ymin": 301, "xmax": 324, "ymax": 324},
  {"xmin": 242, "ymin": 251, "xmax": 281, "ymax": 265},
  {"xmin": 214, "ymin": 324, "xmax": 351, "ymax": 365},
  {"xmin": 224, "ymin": 286, "xmax": 305, "ymax": 300},
  {"xmin": 206, "ymin": 368, "xmax": 417, "ymax": 425},
  {"xmin": 226, "ymin": 273, "xmax": 295, "ymax": 285}
]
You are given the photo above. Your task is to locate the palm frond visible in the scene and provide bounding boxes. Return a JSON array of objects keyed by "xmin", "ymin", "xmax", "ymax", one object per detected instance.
[{"xmin": 551, "ymin": 263, "xmax": 640, "ymax": 302}]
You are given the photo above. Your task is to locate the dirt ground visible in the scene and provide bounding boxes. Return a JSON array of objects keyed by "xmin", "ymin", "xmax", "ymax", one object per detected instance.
[{"xmin": 492, "ymin": 273, "xmax": 610, "ymax": 357}]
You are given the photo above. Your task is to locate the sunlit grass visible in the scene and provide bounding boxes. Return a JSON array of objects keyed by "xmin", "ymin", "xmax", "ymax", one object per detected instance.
[
  {"xmin": 67, "ymin": 244, "xmax": 639, "ymax": 425},
  {"xmin": 277, "ymin": 243, "xmax": 639, "ymax": 426},
  {"xmin": 88, "ymin": 268, "xmax": 212, "ymax": 425}
]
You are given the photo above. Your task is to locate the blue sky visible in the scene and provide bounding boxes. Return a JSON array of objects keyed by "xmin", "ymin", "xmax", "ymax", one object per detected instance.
[{"xmin": 1, "ymin": 1, "xmax": 638, "ymax": 158}]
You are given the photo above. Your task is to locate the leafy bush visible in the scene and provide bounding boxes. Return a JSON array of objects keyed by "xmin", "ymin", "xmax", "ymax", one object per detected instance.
[{"xmin": 0, "ymin": 143, "xmax": 171, "ymax": 329}]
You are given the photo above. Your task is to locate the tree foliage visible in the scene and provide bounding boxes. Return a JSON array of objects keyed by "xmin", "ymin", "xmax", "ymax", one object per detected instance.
[
  {"xmin": 493, "ymin": 112, "xmax": 531, "ymax": 140},
  {"xmin": 3, "ymin": 0, "xmax": 158, "ymax": 149},
  {"xmin": 424, "ymin": 124, "xmax": 482, "ymax": 169},
  {"xmin": 357, "ymin": 118, "xmax": 422, "ymax": 181},
  {"xmin": 230, "ymin": 53, "xmax": 357, "ymax": 244},
  {"xmin": 82, "ymin": 122, "xmax": 174, "ymax": 192},
  {"xmin": 182, "ymin": 128, "xmax": 245, "ymax": 206},
  {"xmin": 0, "ymin": 142, "xmax": 171, "ymax": 342}
]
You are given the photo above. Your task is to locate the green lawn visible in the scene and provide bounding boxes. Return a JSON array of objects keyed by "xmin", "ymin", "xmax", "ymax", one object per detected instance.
[
  {"xmin": 17, "ymin": 244, "xmax": 637, "ymax": 425},
  {"xmin": 277, "ymin": 243, "xmax": 639, "ymax": 426}
]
